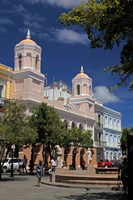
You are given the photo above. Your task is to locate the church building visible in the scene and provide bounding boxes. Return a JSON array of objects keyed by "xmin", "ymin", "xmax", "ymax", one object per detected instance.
[{"xmin": 0, "ymin": 31, "xmax": 122, "ymax": 168}]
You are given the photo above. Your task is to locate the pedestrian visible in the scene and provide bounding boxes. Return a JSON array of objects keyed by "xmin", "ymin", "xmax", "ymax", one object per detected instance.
[
  {"xmin": 118, "ymin": 156, "xmax": 128, "ymax": 195},
  {"xmin": 22, "ymin": 155, "xmax": 28, "ymax": 174},
  {"xmin": 36, "ymin": 160, "xmax": 43, "ymax": 186},
  {"xmin": 50, "ymin": 157, "xmax": 57, "ymax": 172}
]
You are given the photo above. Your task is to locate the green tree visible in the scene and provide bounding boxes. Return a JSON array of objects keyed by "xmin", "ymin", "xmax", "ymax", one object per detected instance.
[
  {"xmin": 61, "ymin": 127, "xmax": 93, "ymax": 165},
  {"xmin": 31, "ymin": 103, "xmax": 65, "ymax": 162},
  {"xmin": 59, "ymin": 0, "xmax": 133, "ymax": 90},
  {"xmin": 121, "ymin": 127, "xmax": 133, "ymax": 154},
  {"xmin": 0, "ymin": 99, "xmax": 37, "ymax": 148},
  {"xmin": 0, "ymin": 99, "xmax": 38, "ymax": 179}
]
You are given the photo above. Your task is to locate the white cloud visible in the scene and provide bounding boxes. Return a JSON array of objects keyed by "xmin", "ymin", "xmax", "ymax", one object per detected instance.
[
  {"xmin": 25, "ymin": 0, "xmax": 88, "ymax": 9},
  {"xmin": 0, "ymin": 18, "xmax": 14, "ymax": 25},
  {"xmin": 13, "ymin": 4, "xmax": 47, "ymax": 33},
  {"xmin": 53, "ymin": 28, "xmax": 88, "ymax": 45},
  {"xmin": 94, "ymin": 86, "xmax": 121, "ymax": 104},
  {"xmin": 0, "ymin": 18, "xmax": 14, "ymax": 33}
]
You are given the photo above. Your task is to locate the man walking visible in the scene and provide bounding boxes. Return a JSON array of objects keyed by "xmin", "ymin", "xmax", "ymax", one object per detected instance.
[{"xmin": 22, "ymin": 155, "xmax": 28, "ymax": 174}]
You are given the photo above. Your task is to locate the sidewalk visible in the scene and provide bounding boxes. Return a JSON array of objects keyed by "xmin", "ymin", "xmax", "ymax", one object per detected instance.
[{"xmin": 0, "ymin": 174, "xmax": 127, "ymax": 200}]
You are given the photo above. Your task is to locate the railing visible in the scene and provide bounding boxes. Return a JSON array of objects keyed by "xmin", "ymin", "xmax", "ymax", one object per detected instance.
[
  {"xmin": 106, "ymin": 142, "xmax": 119, "ymax": 148},
  {"xmin": 94, "ymin": 140, "xmax": 120, "ymax": 148},
  {"xmin": 93, "ymin": 140, "xmax": 107, "ymax": 147}
]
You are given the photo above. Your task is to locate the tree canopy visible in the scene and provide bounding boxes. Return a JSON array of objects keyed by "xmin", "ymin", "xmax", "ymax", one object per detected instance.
[
  {"xmin": 121, "ymin": 126, "xmax": 133, "ymax": 154},
  {"xmin": 31, "ymin": 103, "xmax": 65, "ymax": 149},
  {"xmin": 59, "ymin": 0, "xmax": 133, "ymax": 90},
  {"xmin": 0, "ymin": 99, "xmax": 37, "ymax": 147},
  {"xmin": 61, "ymin": 127, "xmax": 93, "ymax": 149}
]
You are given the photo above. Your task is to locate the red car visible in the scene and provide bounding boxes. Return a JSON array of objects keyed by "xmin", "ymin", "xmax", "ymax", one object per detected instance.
[{"xmin": 97, "ymin": 159, "xmax": 113, "ymax": 167}]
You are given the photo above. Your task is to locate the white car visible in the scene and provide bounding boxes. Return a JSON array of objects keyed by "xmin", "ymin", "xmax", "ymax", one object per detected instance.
[{"xmin": 1, "ymin": 158, "xmax": 22, "ymax": 173}]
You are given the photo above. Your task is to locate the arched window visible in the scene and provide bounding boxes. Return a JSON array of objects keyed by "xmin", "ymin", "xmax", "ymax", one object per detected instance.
[
  {"xmin": 77, "ymin": 85, "xmax": 80, "ymax": 95},
  {"xmin": 83, "ymin": 84, "xmax": 87, "ymax": 94},
  {"xmin": 35, "ymin": 54, "xmax": 39, "ymax": 70},
  {"xmin": 18, "ymin": 53, "xmax": 22, "ymax": 70},
  {"xmin": 26, "ymin": 52, "xmax": 32, "ymax": 68},
  {"xmin": 79, "ymin": 124, "xmax": 83, "ymax": 130},
  {"xmin": 89, "ymin": 85, "xmax": 91, "ymax": 95},
  {"xmin": 71, "ymin": 122, "xmax": 76, "ymax": 129}
]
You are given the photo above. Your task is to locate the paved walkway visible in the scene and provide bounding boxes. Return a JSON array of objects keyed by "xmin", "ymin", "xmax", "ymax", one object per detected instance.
[{"xmin": 0, "ymin": 174, "xmax": 127, "ymax": 200}]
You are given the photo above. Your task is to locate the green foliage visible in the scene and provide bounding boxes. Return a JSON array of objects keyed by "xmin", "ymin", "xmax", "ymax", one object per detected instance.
[
  {"xmin": 61, "ymin": 127, "xmax": 93, "ymax": 149},
  {"xmin": 121, "ymin": 127, "xmax": 133, "ymax": 153},
  {"xmin": 31, "ymin": 102, "xmax": 64, "ymax": 147},
  {"xmin": 0, "ymin": 99, "xmax": 38, "ymax": 146},
  {"xmin": 59, "ymin": 0, "xmax": 133, "ymax": 90}
]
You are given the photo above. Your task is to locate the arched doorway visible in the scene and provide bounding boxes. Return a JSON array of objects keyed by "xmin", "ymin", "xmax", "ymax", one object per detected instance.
[
  {"xmin": 72, "ymin": 148, "xmax": 78, "ymax": 169},
  {"xmin": 71, "ymin": 122, "xmax": 76, "ymax": 128},
  {"xmin": 80, "ymin": 148, "xmax": 86, "ymax": 170}
]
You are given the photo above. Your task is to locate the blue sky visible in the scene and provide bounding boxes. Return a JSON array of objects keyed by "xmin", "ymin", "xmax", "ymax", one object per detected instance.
[{"xmin": 0, "ymin": 0, "xmax": 132, "ymax": 128}]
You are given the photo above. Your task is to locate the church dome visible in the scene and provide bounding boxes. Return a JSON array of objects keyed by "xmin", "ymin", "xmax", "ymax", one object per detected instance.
[
  {"xmin": 75, "ymin": 66, "xmax": 89, "ymax": 79},
  {"xmin": 18, "ymin": 30, "xmax": 36, "ymax": 45},
  {"xmin": 19, "ymin": 38, "xmax": 36, "ymax": 45}
]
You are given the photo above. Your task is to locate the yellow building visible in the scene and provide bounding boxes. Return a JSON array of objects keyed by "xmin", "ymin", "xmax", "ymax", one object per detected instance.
[{"xmin": 0, "ymin": 63, "xmax": 13, "ymax": 106}]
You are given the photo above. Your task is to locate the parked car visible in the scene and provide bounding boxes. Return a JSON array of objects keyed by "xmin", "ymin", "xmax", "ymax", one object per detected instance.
[
  {"xmin": 97, "ymin": 159, "xmax": 113, "ymax": 168},
  {"xmin": 1, "ymin": 158, "xmax": 23, "ymax": 173}
]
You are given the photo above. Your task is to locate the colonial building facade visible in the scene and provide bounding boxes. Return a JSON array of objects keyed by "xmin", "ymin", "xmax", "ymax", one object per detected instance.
[
  {"xmin": 0, "ymin": 64, "xmax": 12, "ymax": 117},
  {"xmin": 0, "ymin": 31, "xmax": 122, "ymax": 168}
]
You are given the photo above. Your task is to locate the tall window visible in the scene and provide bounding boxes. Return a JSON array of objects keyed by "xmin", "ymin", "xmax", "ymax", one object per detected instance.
[
  {"xmin": 27, "ymin": 53, "xmax": 32, "ymax": 68},
  {"xmin": 77, "ymin": 85, "xmax": 80, "ymax": 95},
  {"xmin": 79, "ymin": 124, "xmax": 83, "ymax": 130},
  {"xmin": 35, "ymin": 54, "xmax": 39, "ymax": 70},
  {"xmin": 89, "ymin": 85, "xmax": 91, "ymax": 95},
  {"xmin": 106, "ymin": 133, "xmax": 108, "ymax": 145},
  {"xmin": 18, "ymin": 53, "xmax": 22, "ymax": 70},
  {"xmin": 71, "ymin": 122, "xmax": 76, "ymax": 128},
  {"xmin": 0, "ymin": 85, "xmax": 3, "ymax": 98},
  {"xmin": 98, "ymin": 114, "xmax": 101, "ymax": 126}
]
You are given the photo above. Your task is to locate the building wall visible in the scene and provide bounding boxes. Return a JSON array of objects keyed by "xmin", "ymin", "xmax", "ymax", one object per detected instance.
[
  {"xmin": 0, "ymin": 33, "xmax": 122, "ymax": 170},
  {"xmin": 0, "ymin": 63, "xmax": 13, "ymax": 101},
  {"xmin": 103, "ymin": 107, "xmax": 122, "ymax": 160}
]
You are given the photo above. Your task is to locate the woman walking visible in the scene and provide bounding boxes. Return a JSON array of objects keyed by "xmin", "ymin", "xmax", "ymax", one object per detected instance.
[{"xmin": 36, "ymin": 160, "xmax": 43, "ymax": 186}]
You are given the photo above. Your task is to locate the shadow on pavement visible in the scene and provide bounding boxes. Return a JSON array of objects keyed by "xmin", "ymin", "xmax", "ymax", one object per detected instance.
[
  {"xmin": 55, "ymin": 191, "xmax": 128, "ymax": 200},
  {"xmin": 0, "ymin": 173, "xmax": 30, "ymax": 182}
]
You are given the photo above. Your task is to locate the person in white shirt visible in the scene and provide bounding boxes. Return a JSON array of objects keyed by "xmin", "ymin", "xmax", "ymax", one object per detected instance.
[{"xmin": 51, "ymin": 157, "xmax": 56, "ymax": 172}]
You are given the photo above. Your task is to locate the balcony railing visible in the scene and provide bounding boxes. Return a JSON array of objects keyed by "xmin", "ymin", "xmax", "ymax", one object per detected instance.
[
  {"xmin": 93, "ymin": 140, "xmax": 107, "ymax": 147},
  {"xmin": 94, "ymin": 140, "xmax": 120, "ymax": 148}
]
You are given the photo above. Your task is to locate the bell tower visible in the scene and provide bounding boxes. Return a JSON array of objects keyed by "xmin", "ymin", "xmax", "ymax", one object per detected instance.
[
  {"xmin": 12, "ymin": 30, "xmax": 44, "ymax": 104},
  {"xmin": 72, "ymin": 66, "xmax": 92, "ymax": 97},
  {"xmin": 70, "ymin": 66, "xmax": 95, "ymax": 115}
]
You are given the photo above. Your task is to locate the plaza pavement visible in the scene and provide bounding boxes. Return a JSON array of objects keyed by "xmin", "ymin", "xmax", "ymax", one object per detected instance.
[{"xmin": 0, "ymin": 173, "xmax": 127, "ymax": 200}]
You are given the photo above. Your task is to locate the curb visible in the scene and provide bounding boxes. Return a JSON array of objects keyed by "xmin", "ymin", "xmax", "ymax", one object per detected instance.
[{"xmin": 41, "ymin": 181, "xmax": 122, "ymax": 191}]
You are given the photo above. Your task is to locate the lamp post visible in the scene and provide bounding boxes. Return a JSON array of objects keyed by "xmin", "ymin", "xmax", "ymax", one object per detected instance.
[{"xmin": 10, "ymin": 144, "xmax": 15, "ymax": 177}]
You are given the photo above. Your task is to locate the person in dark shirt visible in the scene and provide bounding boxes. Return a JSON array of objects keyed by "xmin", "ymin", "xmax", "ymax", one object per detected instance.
[
  {"xmin": 36, "ymin": 160, "xmax": 43, "ymax": 186},
  {"xmin": 118, "ymin": 156, "xmax": 128, "ymax": 195},
  {"xmin": 22, "ymin": 155, "xmax": 27, "ymax": 174}
]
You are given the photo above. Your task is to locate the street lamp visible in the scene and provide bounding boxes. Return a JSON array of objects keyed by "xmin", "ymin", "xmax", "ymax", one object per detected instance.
[{"xmin": 10, "ymin": 144, "xmax": 15, "ymax": 177}]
